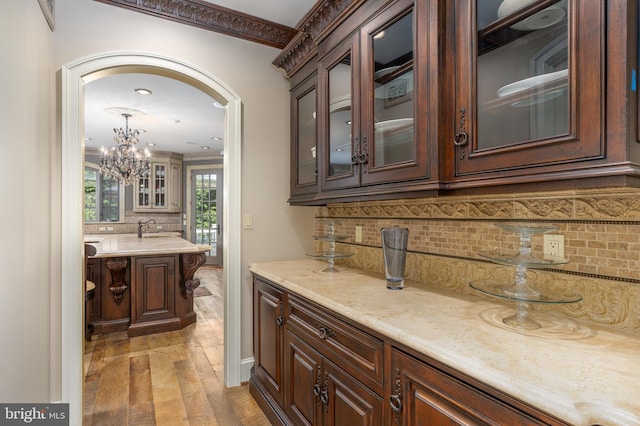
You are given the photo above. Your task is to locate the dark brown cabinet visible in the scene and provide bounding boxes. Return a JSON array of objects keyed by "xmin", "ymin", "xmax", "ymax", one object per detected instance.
[
  {"xmin": 317, "ymin": 0, "xmax": 438, "ymax": 194},
  {"xmin": 290, "ymin": 65, "xmax": 319, "ymax": 200},
  {"xmin": 251, "ymin": 273, "xmax": 569, "ymax": 425},
  {"xmin": 284, "ymin": 329, "xmax": 383, "ymax": 426},
  {"xmin": 284, "ymin": 0, "xmax": 639, "ymax": 204},
  {"xmin": 388, "ymin": 348, "xmax": 566, "ymax": 425},
  {"xmin": 130, "ymin": 255, "xmax": 177, "ymax": 324},
  {"xmin": 450, "ymin": 0, "xmax": 614, "ymax": 189},
  {"xmin": 252, "ymin": 277, "xmax": 286, "ymax": 415}
]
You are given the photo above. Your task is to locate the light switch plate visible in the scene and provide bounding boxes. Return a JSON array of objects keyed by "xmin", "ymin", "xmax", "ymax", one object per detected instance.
[{"xmin": 243, "ymin": 213, "xmax": 253, "ymax": 230}]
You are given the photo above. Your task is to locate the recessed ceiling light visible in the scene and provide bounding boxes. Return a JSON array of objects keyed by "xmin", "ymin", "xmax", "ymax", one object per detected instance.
[
  {"xmin": 211, "ymin": 136, "xmax": 222, "ymax": 141},
  {"xmin": 185, "ymin": 141, "xmax": 196, "ymax": 145},
  {"xmin": 146, "ymin": 142, "xmax": 156, "ymax": 146},
  {"xmin": 135, "ymin": 88, "xmax": 152, "ymax": 95},
  {"xmin": 346, "ymin": 120, "xmax": 352, "ymax": 125},
  {"xmin": 213, "ymin": 101, "xmax": 225, "ymax": 109},
  {"xmin": 201, "ymin": 146, "xmax": 211, "ymax": 150},
  {"xmin": 84, "ymin": 137, "xmax": 92, "ymax": 141},
  {"xmin": 137, "ymin": 129, "xmax": 147, "ymax": 133}
]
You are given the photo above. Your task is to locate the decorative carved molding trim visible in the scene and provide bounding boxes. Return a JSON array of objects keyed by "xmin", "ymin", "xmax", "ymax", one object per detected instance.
[
  {"xmin": 274, "ymin": 0, "xmax": 366, "ymax": 73},
  {"xmin": 326, "ymin": 189, "xmax": 640, "ymax": 221},
  {"xmin": 180, "ymin": 252, "xmax": 207, "ymax": 297},
  {"xmin": 94, "ymin": 0, "xmax": 298, "ymax": 49},
  {"xmin": 272, "ymin": 31, "xmax": 316, "ymax": 75},
  {"xmin": 105, "ymin": 258, "xmax": 128, "ymax": 305}
]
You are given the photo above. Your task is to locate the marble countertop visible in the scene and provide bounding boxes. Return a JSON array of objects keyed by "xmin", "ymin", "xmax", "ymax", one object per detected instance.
[
  {"xmin": 85, "ymin": 233, "xmax": 211, "ymax": 258},
  {"xmin": 249, "ymin": 258, "xmax": 640, "ymax": 426}
]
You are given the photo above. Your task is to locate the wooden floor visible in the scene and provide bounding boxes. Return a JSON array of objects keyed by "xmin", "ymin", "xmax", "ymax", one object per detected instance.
[{"xmin": 83, "ymin": 267, "xmax": 271, "ymax": 425}]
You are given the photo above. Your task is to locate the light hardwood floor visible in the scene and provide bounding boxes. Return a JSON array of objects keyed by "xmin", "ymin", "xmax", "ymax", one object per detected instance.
[{"xmin": 83, "ymin": 267, "xmax": 271, "ymax": 425}]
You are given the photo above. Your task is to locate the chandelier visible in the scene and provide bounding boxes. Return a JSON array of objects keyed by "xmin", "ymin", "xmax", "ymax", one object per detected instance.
[{"xmin": 100, "ymin": 113, "xmax": 151, "ymax": 186}]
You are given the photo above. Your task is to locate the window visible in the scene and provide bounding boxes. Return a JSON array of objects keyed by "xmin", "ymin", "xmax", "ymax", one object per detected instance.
[{"xmin": 84, "ymin": 163, "xmax": 124, "ymax": 222}]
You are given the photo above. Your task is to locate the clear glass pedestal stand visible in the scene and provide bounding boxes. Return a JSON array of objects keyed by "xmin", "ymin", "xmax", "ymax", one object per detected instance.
[
  {"xmin": 306, "ymin": 220, "xmax": 354, "ymax": 273},
  {"xmin": 470, "ymin": 223, "xmax": 582, "ymax": 330}
]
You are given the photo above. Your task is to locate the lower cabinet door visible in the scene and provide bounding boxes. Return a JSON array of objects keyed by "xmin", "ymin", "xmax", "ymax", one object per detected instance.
[
  {"xmin": 285, "ymin": 329, "xmax": 322, "ymax": 426},
  {"xmin": 389, "ymin": 349, "xmax": 555, "ymax": 425},
  {"xmin": 253, "ymin": 278, "xmax": 285, "ymax": 406},
  {"xmin": 132, "ymin": 255, "xmax": 176, "ymax": 323},
  {"xmin": 285, "ymin": 329, "xmax": 384, "ymax": 426},
  {"xmin": 323, "ymin": 359, "xmax": 383, "ymax": 426}
]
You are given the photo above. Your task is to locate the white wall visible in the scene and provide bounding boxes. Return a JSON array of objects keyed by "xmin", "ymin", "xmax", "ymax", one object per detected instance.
[
  {"xmin": 0, "ymin": 0, "xmax": 314, "ymax": 404},
  {"xmin": 0, "ymin": 2, "xmax": 55, "ymax": 401},
  {"xmin": 52, "ymin": 0, "xmax": 315, "ymax": 363}
]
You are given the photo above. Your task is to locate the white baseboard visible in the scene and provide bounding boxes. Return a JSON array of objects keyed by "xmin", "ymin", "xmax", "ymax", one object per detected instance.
[{"xmin": 240, "ymin": 357, "xmax": 254, "ymax": 383}]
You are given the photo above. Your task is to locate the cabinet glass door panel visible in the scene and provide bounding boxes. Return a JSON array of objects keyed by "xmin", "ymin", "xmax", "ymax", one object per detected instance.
[
  {"xmin": 372, "ymin": 11, "xmax": 414, "ymax": 168},
  {"xmin": 477, "ymin": 0, "xmax": 568, "ymax": 150},
  {"xmin": 453, "ymin": 0, "xmax": 605, "ymax": 178},
  {"xmin": 297, "ymin": 88, "xmax": 317, "ymax": 186},
  {"xmin": 328, "ymin": 53, "xmax": 353, "ymax": 178},
  {"xmin": 154, "ymin": 164, "xmax": 166, "ymax": 207}
]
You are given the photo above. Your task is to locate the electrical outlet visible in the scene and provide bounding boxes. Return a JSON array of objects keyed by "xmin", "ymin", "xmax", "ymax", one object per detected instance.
[
  {"xmin": 156, "ymin": 225, "xmax": 162, "ymax": 230},
  {"xmin": 355, "ymin": 225, "xmax": 363, "ymax": 243},
  {"xmin": 543, "ymin": 234, "xmax": 565, "ymax": 257}
]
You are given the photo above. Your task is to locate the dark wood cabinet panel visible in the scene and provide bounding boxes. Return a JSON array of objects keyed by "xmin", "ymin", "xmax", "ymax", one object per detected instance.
[
  {"xmin": 323, "ymin": 358, "xmax": 383, "ymax": 426},
  {"xmin": 286, "ymin": 294, "xmax": 384, "ymax": 394},
  {"xmin": 252, "ymin": 277, "xmax": 286, "ymax": 409},
  {"xmin": 389, "ymin": 348, "xmax": 567, "ymax": 426},
  {"xmin": 131, "ymin": 255, "xmax": 176, "ymax": 323},
  {"xmin": 284, "ymin": 329, "xmax": 322, "ymax": 426}
]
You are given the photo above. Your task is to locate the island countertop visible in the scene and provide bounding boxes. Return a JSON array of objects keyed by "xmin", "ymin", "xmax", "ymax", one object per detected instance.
[
  {"xmin": 85, "ymin": 233, "xmax": 211, "ymax": 257},
  {"xmin": 249, "ymin": 258, "xmax": 640, "ymax": 426}
]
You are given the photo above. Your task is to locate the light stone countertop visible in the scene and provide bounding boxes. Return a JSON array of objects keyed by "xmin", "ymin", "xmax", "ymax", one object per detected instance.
[
  {"xmin": 85, "ymin": 233, "xmax": 211, "ymax": 258},
  {"xmin": 249, "ymin": 258, "xmax": 640, "ymax": 426}
]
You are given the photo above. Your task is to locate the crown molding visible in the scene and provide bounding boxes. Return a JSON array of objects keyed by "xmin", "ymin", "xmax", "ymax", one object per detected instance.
[
  {"xmin": 94, "ymin": 0, "xmax": 298, "ymax": 49},
  {"xmin": 273, "ymin": 0, "xmax": 366, "ymax": 75}
]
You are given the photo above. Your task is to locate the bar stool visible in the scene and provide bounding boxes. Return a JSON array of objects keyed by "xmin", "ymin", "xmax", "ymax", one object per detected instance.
[{"xmin": 85, "ymin": 244, "xmax": 97, "ymax": 341}]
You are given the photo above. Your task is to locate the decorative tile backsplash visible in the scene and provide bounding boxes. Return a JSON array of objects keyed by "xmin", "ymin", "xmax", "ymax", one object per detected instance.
[
  {"xmin": 83, "ymin": 212, "xmax": 182, "ymax": 235},
  {"xmin": 315, "ymin": 188, "xmax": 640, "ymax": 334}
]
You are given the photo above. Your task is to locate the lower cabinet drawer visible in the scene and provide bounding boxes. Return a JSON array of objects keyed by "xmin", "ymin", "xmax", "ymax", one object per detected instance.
[{"xmin": 286, "ymin": 294, "xmax": 384, "ymax": 394}]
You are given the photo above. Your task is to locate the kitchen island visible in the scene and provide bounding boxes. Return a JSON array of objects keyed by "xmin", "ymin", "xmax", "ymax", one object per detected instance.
[
  {"xmin": 85, "ymin": 233, "xmax": 211, "ymax": 337},
  {"xmin": 250, "ymin": 258, "xmax": 640, "ymax": 426}
]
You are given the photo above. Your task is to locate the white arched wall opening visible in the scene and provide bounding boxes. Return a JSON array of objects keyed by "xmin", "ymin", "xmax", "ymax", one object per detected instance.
[{"xmin": 61, "ymin": 52, "xmax": 242, "ymax": 423}]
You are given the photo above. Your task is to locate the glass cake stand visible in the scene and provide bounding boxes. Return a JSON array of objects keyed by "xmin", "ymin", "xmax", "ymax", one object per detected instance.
[
  {"xmin": 306, "ymin": 220, "xmax": 354, "ymax": 272},
  {"xmin": 470, "ymin": 223, "xmax": 582, "ymax": 330}
]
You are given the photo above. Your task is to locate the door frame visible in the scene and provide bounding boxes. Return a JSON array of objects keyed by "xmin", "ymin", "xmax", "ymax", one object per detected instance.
[
  {"xmin": 186, "ymin": 164, "xmax": 224, "ymax": 264},
  {"xmin": 61, "ymin": 52, "xmax": 243, "ymax": 424}
]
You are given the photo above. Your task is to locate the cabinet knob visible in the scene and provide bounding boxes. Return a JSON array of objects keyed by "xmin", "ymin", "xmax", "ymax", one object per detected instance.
[
  {"xmin": 276, "ymin": 316, "xmax": 283, "ymax": 326},
  {"xmin": 317, "ymin": 325, "xmax": 335, "ymax": 340}
]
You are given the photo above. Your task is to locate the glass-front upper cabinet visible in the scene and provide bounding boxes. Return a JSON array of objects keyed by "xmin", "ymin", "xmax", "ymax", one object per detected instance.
[
  {"xmin": 291, "ymin": 73, "xmax": 318, "ymax": 198},
  {"xmin": 453, "ymin": 0, "xmax": 605, "ymax": 180},
  {"xmin": 320, "ymin": 0, "xmax": 432, "ymax": 192}
]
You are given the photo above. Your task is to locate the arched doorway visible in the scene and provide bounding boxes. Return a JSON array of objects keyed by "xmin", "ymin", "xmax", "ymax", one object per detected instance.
[{"xmin": 61, "ymin": 52, "xmax": 243, "ymax": 423}]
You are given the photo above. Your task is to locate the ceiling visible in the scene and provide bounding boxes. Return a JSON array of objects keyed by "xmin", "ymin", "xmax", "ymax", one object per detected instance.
[{"xmin": 84, "ymin": 0, "xmax": 315, "ymax": 156}]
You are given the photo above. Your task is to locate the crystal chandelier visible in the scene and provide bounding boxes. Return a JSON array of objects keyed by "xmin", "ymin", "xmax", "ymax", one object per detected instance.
[{"xmin": 100, "ymin": 113, "xmax": 151, "ymax": 186}]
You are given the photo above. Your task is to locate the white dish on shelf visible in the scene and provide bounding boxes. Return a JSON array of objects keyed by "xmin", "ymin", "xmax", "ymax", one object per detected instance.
[
  {"xmin": 497, "ymin": 0, "xmax": 566, "ymax": 31},
  {"xmin": 497, "ymin": 69, "xmax": 568, "ymax": 98},
  {"xmin": 374, "ymin": 118, "xmax": 414, "ymax": 133}
]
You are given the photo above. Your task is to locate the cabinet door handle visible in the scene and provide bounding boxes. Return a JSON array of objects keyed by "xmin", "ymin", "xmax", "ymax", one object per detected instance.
[
  {"xmin": 389, "ymin": 394, "xmax": 402, "ymax": 413},
  {"xmin": 358, "ymin": 152, "xmax": 368, "ymax": 164},
  {"xmin": 320, "ymin": 389, "xmax": 329, "ymax": 406},
  {"xmin": 276, "ymin": 315, "xmax": 283, "ymax": 326},
  {"xmin": 454, "ymin": 131, "xmax": 468, "ymax": 147},
  {"xmin": 313, "ymin": 383, "xmax": 321, "ymax": 398}
]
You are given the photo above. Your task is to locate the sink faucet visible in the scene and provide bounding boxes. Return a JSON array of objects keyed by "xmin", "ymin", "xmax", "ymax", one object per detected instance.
[{"xmin": 138, "ymin": 219, "xmax": 157, "ymax": 238}]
